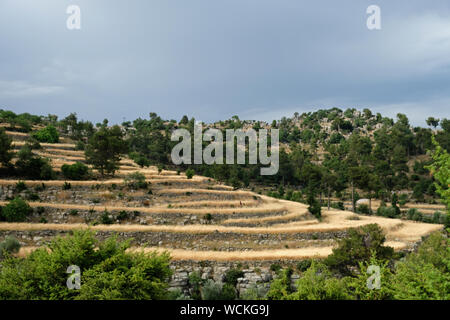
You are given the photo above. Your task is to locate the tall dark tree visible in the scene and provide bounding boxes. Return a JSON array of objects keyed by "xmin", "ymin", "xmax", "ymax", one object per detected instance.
[{"xmin": 85, "ymin": 125, "xmax": 129, "ymax": 177}]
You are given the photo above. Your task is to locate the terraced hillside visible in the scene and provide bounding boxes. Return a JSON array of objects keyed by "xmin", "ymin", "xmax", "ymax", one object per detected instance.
[{"xmin": 0, "ymin": 131, "xmax": 444, "ymax": 263}]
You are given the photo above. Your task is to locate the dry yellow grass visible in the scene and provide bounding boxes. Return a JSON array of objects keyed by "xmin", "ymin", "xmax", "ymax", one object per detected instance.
[
  {"xmin": 0, "ymin": 201, "xmax": 286, "ymax": 216},
  {"xmin": 158, "ymin": 188, "xmax": 254, "ymax": 196},
  {"xmin": 131, "ymin": 247, "xmax": 334, "ymax": 261}
]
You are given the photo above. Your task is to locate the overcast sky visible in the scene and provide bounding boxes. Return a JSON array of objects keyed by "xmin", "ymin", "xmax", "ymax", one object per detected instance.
[{"xmin": 1, "ymin": 0, "xmax": 449, "ymax": 126}]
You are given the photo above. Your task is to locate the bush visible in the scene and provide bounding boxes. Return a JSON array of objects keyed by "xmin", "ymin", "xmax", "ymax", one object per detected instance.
[
  {"xmin": 289, "ymin": 262, "xmax": 351, "ymax": 300},
  {"xmin": 391, "ymin": 232, "xmax": 449, "ymax": 299},
  {"xmin": 15, "ymin": 181, "xmax": 27, "ymax": 193},
  {"xmin": 124, "ymin": 172, "xmax": 147, "ymax": 189},
  {"xmin": 307, "ymin": 192, "xmax": 321, "ymax": 219},
  {"xmin": 0, "ymin": 237, "xmax": 21, "ymax": 259},
  {"xmin": 15, "ymin": 145, "xmax": 54, "ymax": 180},
  {"xmin": 331, "ymin": 201, "xmax": 345, "ymax": 210},
  {"xmin": 377, "ymin": 206, "xmax": 397, "ymax": 218},
  {"xmin": 61, "ymin": 162, "xmax": 89, "ymax": 180},
  {"xmin": 407, "ymin": 208, "xmax": 423, "ymax": 221},
  {"xmin": 100, "ymin": 210, "xmax": 114, "ymax": 225},
  {"xmin": 63, "ymin": 182, "xmax": 72, "ymax": 190},
  {"xmin": 0, "ymin": 230, "xmax": 173, "ymax": 299},
  {"xmin": 241, "ymin": 284, "xmax": 269, "ymax": 300},
  {"xmin": 1, "ymin": 197, "xmax": 32, "ymax": 222},
  {"xmin": 186, "ymin": 169, "xmax": 195, "ymax": 179},
  {"xmin": 356, "ymin": 204, "xmax": 370, "ymax": 214},
  {"xmin": 117, "ymin": 210, "xmax": 129, "ymax": 221},
  {"xmin": 325, "ymin": 224, "xmax": 394, "ymax": 276},
  {"xmin": 32, "ymin": 125, "xmax": 59, "ymax": 143},
  {"xmin": 223, "ymin": 268, "xmax": 244, "ymax": 287},
  {"xmin": 296, "ymin": 259, "xmax": 312, "ymax": 272},
  {"xmin": 200, "ymin": 280, "xmax": 236, "ymax": 300}
]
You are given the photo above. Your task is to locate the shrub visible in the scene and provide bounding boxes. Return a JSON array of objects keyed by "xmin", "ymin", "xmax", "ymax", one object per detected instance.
[
  {"xmin": 270, "ymin": 263, "xmax": 282, "ymax": 273},
  {"xmin": 266, "ymin": 268, "xmax": 293, "ymax": 300},
  {"xmin": 188, "ymin": 271, "xmax": 204, "ymax": 300},
  {"xmin": 186, "ymin": 169, "xmax": 195, "ymax": 179},
  {"xmin": 75, "ymin": 140, "xmax": 85, "ymax": 151},
  {"xmin": 0, "ymin": 237, "xmax": 21, "ymax": 259},
  {"xmin": 407, "ymin": 208, "xmax": 423, "ymax": 221},
  {"xmin": 200, "ymin": 280, "xmax": 236, "ymax": 300},
  {"xmin": 0, "ymin": 230, "xmax": 173, "ymax": 299},
  {"xmin": 1, "ymin": 197, "xmax": 32, "ymax": 222},
  {"xmin": 391, "ymin": 232, "xmax": 449, "ymax": 299},
  {"xmin": 356, "ymin": 204, "xmax": 370, "ymax": 214},
  {"xmin": 117, "ymin": 210, "xmax": 129, "ymax": 221},
  {"xmin": 325, "ymin": 224, "xmax": 394, "ymax": 276},
  {"xmin": 296, "ymin": 259, "xmax": 312, "ymax": 272},
  {"xmin": 32, "ymin": 125, "xmax": 59, "ymax": 143},
  {"xmin": 331, "ymin": 201, "xmax": 345, "ymax": 210},
  {"xmin": 289, "ymin": 262, "xmax": 351, "ymax": 300},
  {"xmin": 63, "ymin": 182, "xmax": 72, "ymax": 190},
  {"xmin": 377, "ymin": 206, "xmax": 397, "ymax": 218},
  {"xmin": 241, "ymin": 284, "xmax": 269, "ymax": 300},
  {"xmin": 27, "ymin": 192, "xmax": 40, "ymax": 201},
  {"xmin": 15, "ymin": 181, "xmax": 27, "ymax": 193},
  {"xmin": 307, "ymin": 192, "xmax": 321, "ymax": 219},
  {"xmin": 100, "ymin": 210, "xmax": 114, "ymax": 225},
  {"xmin": 61, "ymin": 162, "xmax": 89, "ymax": 180},
  {"xmin": 15, "ymin": 145, "xmax": 54, "ymax": 180},
  {"xmin": 36, "ymin": 206, "xmax": 45, "ymax": 215},
  {"xmin": 223, "ymin": 268, "xmax": 244, "ymax": 287},
  {"xmin": 124, "ymin": 172, "xmax": 147, "ymax": 189},
  {"xmin": 69, "ymin": 209, "xmax": 78, "ymax": 216}
]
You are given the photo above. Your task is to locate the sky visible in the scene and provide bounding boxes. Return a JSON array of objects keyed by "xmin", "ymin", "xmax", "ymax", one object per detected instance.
[{"xmin": 0, "ymin": 0, "xmax": 449, "ymax": 126}]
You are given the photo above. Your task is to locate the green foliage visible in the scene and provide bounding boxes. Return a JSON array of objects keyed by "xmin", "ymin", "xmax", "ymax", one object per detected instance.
[
  {"xmin": 266, "ymin": 268, "xmax": 293, "ymax": 300},
  {"xmin": 0, "ymin": 128, "xmax": 14, "ymax": 167},
  {"xmin": 346, "ymin": 253, "xmax": 395, "ymax": 300},
  {"xmin": 376, "ymin": 206, "xmax": 398, "ymax": 218},
  {"xmin": 356, "ymin": 204, "xmax": 370, "ymax": 214},
  {"xmin": 0, "ymin": 230, "xmax": 172, "ymax": 300},
  {"xmin": 288, "ymin": 262, "xmax": 351, "ymax": 300},
  {"xmin": 15, "ymin": 181, "xmax": 27, "ymax": 193},
  {"xmin": 32, "ymin": 125, "xmax": 59, "ymax": 143},
  {"xmin": 223, "ymin": 268, "xmax": 244, "ymax": 287},
  {"xmin": 0, "ymin": 237, "xmax": 21, "ymax": 260},
  {"xmin": 85, "ymin": 125, "xmax": 129, "ymax": 177},
  {"xmin": 296, "ymin": 259, "xmax": 312, "ymax": 272},
  {"xmin": 240, "ymin": 284, "xmax": 269, "ymax": 300},
  {"xmin": 188, "ymin": 271, "xmax": 204, "ymax": 300},
  {"xmin": 99, "ymin": 210, "xmax": 114, "ymax": 225},
  {"xmin": 307, "ymin": 192, "xmax": 321, "ymax": 219},
  {"xmin": 15, "ymin": 145, "xmax": 54, "ymax": 180},
  {"xmin": 124, "ymin": 172, "xmax": 147, "ymax": 189},
  {"xmin": 61, "ymin": 162, "xmax": 89, "ymax": 180},
  {"xmin": 426, "ymin": 137, "xmax": 450, "ymax": 226},
  {"xmin": 391, "ymin": 232, "xmax": 449, "ymax": 299},
  {"xmin": 1, "ymin": 197, "xmax": 32, "ymax": 222},
  {"xmin": 186, "ymin": 169, "xmax": 195, "ymax": 179},
  {"xmin": 325, "ymin": 224, "xmax": 394, "ymax": 276},
  {"xmin": 200, "ymin": 280, "xmax": 236, "ymax": 300}
]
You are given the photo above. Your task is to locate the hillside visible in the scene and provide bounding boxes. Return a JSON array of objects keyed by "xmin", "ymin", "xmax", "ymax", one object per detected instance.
[{"xmin": 0, "ymin": 130, "xmax": 444, "ymax": 263}]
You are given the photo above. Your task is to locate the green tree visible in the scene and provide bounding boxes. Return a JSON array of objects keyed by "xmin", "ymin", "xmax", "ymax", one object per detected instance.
[
  {"xmin": 426, "ymin": 137, "xmax": 450, "ymax": 222},
  {"xmin": 32, "ymin": 125, "xmax": 59, "ymax": 143},
  {"xmin": 85, "ymin": 125, "xmax": 129, "ymax": 177},
  {"xmin": 1, "ymin": 197, "xmax": 32, "ymax": 222},
  {"xmin": 0, "ymin": 230, "xmax": 172, "ymax": 300},
  {"xmin": 0, "ymin": 128, "xmax": 14, "ymax": 167},
  {"xmin": 288, "ymin": 261, "xmax": 350, "ymax": 300},
  {"xmin": 325, "ymin": 224, "xmax": 394, "ymax": 276},
  {"xmin": 391, "ymin": 232, "xmax": 449, "ymax": 300}
]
